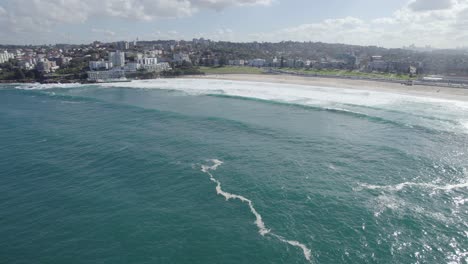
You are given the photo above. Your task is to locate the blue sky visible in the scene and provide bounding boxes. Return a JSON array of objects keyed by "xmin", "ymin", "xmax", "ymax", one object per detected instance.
[{"xmin": 0, "ymin": 0, "xmax": 466, "ymax": 48}]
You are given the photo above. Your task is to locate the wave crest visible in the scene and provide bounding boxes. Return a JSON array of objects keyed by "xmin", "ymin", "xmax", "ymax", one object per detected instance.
[{"xmin": 355, "ymin": 181, "xmax": 468, "ymax": 192}]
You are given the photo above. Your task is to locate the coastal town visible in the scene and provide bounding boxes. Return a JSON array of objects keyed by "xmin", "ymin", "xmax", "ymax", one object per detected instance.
[{"xmin": 2, "ymin": 39, "xmax": 468, "ymax": 86}]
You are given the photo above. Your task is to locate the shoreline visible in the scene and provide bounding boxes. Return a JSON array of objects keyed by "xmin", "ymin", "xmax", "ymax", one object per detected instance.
[
  {"xmin": 5, "ymin": 73, "xmax": 468, "ymax": 102},
  {"xmin": 183, "ymin": 73, "xmax": 468, "ymax": 102}
]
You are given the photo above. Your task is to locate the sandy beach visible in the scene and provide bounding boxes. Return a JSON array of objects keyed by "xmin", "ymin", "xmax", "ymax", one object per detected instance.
[{"xmin": 185, "ymin": 74, "xmax": 468, "ymax": 102}]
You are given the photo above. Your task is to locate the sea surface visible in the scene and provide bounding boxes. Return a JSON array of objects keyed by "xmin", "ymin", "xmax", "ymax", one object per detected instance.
[{"xmin": 0, "ymin": 79, "xmax": 467, "ymax": 264}]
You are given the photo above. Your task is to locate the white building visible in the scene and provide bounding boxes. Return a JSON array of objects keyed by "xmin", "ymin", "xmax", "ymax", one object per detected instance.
[
  {"xmin": 109, "ymin": 51, "xmax": 125, "ymax": 67},
  {"xmin": 89, "ymin": 60, "xmax": 113, "ymax": 70},
  {"xmin": 142, "ymin": 62, "xmax": 171, "ymax": 72},
  {"xmin": 138, "ymin": 57, "xmax": 158, "ymax": 65},
  {"xmin": 228, "ymin": 60, "xmax": 245, "ymax": 66},
  {"xmin": 0, "ymin": 51, "xmax": 15, "ymax": 64},
  {"xmin": 148, "ymin": 50, "xmax": 163, "ymax": 57},
  {"xmin": 19, "ymin": 61, "xmax": 34, "ymax": 70},
  {"xmin": 87, "ymin": 69, "xmax": 126, "ymax": 82}
]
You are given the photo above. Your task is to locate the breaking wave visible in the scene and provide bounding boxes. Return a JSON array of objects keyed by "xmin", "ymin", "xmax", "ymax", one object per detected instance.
[
  {"xmin": 355, "ymin": 181, "xmax": 468, "ymax": 192},
  {"xmin": 10, "ymin": 79, "xmax": 468, "ymax": 134},
  {"xmin": 102, "ymin": 79, "xmax": 468, "ymax": 134},
  {"xmin": 14, "ymin": 82, "xmax": 83, "ymax": 90}
]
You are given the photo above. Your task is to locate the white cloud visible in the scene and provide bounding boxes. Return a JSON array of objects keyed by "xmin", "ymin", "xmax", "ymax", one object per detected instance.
[
  {"xmin": 0, "ymin": 0, "xmax": 272, "ymax": 33},
  {"xmin": 249, "ymin": 17, "xmax": 375, "ymax": 46},
  {"xmin": 2, "ymin": 0, "xmax": 468, "ymax": 48},
  {"xmin": 248, "ymin": 0, "xmax": 468, "ymax": 48}
]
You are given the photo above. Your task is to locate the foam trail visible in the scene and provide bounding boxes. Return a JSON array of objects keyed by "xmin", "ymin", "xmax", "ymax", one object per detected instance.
[
  {"xmin": 201, "ymin": 160, "xmax": 270, "ymax": 235},
  {"xmin": 272, "ymin": 234, "xmax": 312, "ymax": 262},
  {"xmin": 201, "ymin": 159, "xmax": 312, "ymax": 262},
  {"xmin": 356, "ymin": 181, "xmax": 468, "ymax": 192}
]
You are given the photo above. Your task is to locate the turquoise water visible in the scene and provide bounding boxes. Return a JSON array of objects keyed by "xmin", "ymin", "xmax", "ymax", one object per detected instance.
[{"xmin": 0, "ymin": 79, "xmax": 467, "ymax": 263}]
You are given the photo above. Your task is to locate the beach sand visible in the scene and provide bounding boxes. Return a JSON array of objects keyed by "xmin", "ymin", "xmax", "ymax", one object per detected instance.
[{"xmin": 185, "ymin": 74, "xmax": 468, "ymax": 102}]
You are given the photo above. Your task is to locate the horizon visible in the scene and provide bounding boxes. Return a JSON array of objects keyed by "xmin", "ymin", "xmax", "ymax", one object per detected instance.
[
  {"xmin": 1, "ymin": 0, "xmax": 468, "ymax": 49},
  {"xmin": 0, "ymin": 39, "xmax": 461, "ymax": 52}
]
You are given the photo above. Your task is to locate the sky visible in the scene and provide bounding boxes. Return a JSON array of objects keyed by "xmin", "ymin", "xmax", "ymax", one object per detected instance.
[{"xmin": 0, "ymin": 0, "xmax": 467, "ymax": 48}]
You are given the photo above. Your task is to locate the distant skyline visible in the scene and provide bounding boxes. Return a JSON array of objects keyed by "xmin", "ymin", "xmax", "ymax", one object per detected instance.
[{"xmin": 0, "ymin": 0, "xmax": 467, "ymax": 48}]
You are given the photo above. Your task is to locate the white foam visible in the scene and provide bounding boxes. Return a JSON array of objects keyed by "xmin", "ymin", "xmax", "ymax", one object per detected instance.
[
  {"xmin": 99, "ymin": 79, "xmax": 403, "ymax": 106},
  {"xmin": 356, "ymin": 181, "xmax": 468, "ymax": 192},
  {"xmin": 100, "ymin": 78, "xmax": 468, "ymax": 107},
  {"xmin": 99, "ymin": 79, "xmax": 468, "ymax": 133},
  {"xmin": 14, "ymin": 79, "xmax": 468, "ymax": 133},
  {"xmin": 272, "ymin": 234, "xmax": 312, "ymax": 262},
  {"xmin": 15, "ymin": 82, "xmax": 83, "ymax": 90},
  {"xmin": 201, "ymin": 159, "xmax": 312, "ymax": 262}
]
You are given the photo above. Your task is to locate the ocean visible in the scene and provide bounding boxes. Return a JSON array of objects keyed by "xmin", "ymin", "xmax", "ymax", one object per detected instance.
[{"xmin": 0, "ymin": 79, "xmax": 467, "ymax": 264}]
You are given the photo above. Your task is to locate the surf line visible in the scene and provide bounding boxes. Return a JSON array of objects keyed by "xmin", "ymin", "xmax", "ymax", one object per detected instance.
[
  {"xmin": 355, "ymin": 181, "xmax": 468, "ymax": 192},
  {"xmin": 201, "ymin": 159, "xmax": 312, "ymax": 262}
]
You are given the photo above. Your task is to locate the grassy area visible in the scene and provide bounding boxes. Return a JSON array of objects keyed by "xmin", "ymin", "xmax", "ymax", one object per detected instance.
[
  {"xmin": 198, "ymin": 66, "xmax": 413, "ymax": 80},
  {"xmin": 199, "ymin": 66, "xmax": 265, "ymax": 74},
  {"xmin": 280, "ymin": 68, "xmax": 414, "ymax": 80},
  {"xmin": 0, "ymin": 71, "xmax": 15, "ymax": 80}
]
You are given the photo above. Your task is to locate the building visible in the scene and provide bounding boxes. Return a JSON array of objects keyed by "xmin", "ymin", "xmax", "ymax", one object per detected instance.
[
  {"xmin": 319, "ymin": 59, "xmax": 347, "ymax": 69},
  {"xmin": 109, "ymin": 51, "xmax": 125, "ymax": 67},
  {"xmin": 36, "ymin": 59, "xmax": 58, "ymax": 73},
  {"xmin": 116, "ymin": 41, "xmax": 129, "ymax": 50},
  {"xmin": 286, "ymin": 59, "xmax": 296, "ymax": 68},
  {"xmin": 269, "ymin": 57, "xmax": 281, "ymax": 67},
  {"xmin": 19, "ymin": 61, "xmax": 34, "ymax": 70},
  {"xmin": 142, "ymin": 62, "xmax": 171, "ymax": 72},
  {"xmin": 228, "ymin": 59, "xmax": 245, "ymax": 66},
  {"xmin": 138, "ymin": 57, "xmax": 158, "ymax": 65},
  {"xmin": 200, "ymin": 57, "xmax": 219, "ymax": 66},
  {"xmin": 124, "ymin": 62, "xmax": 140, "ymax": 72},
  {"xmin": 0, "ymin": 51, "xmax": 15, "ymax": 64},
  {"xmin": 50, "ymin": 61, "xmax": 60, "ymax": 72},
  {"xmin": 193, "ymin": 38, "xmax": 210, "ymax": 45},
  {"xmin": 36, "ymin": 60, "xmax": 50, "ymax": 73},
  {"xmin": 56, "ymin": 56, "xmax": 72, "ymax": 67},
  {"xmin": 368, "ymin": 56, "xmax": 388, "ymax": 72},
  {"xmin": 173, "ymin": 53, "xmax": 191, "ymax": 64},
  {"xmin": 87, "ymin": 69, "xmax": 126, "ymax": 82},
  {"xmin": 148, "ymin": 50, "xmax": 163, "ymax": 57},
  {"xmin": 89, "ymin": 60, "xmax": 113, "ymax": 70},
  {"xmin": 18, "ymin": 56, "xmax": 37, "ymax": 69},
  {"xmin": 249, "ymin": 59, "xmax": 266, "ymax": 67}
]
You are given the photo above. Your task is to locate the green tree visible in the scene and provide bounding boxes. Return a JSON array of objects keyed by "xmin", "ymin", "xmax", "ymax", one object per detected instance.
[
  {"xmin": 219, "ymin": 56, "xmax": 227, "ymax": 66},
  {"xmin": 15, "ymin": 68, "xmax": 26, "ymax": 80},
  {"xmin": 25, "ymin": 70, "xmax": 36, "ymax": 79}
]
